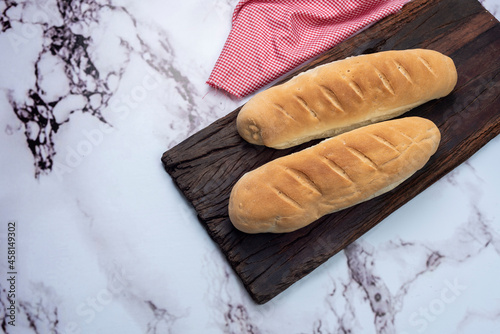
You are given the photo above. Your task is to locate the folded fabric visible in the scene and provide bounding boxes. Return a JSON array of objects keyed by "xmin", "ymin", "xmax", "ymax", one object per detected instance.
[{"xmin": 207, "ymin": 0, "xmax": 411, "ymax": 98}]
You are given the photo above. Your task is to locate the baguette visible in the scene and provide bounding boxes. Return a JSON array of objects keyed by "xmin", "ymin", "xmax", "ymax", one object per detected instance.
[
  {"xmin": 237, "ymin": 49, "xmax": 456, "ymax": 149},
  {"xmin": 228, "ymin": 117, "xmax": 441, "ymax": 233}
]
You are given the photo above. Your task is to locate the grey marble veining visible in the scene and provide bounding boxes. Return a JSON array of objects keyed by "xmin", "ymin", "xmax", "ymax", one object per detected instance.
[
  {"xmin": 2, "ymin": 0, "xmax": 219, "ymax": 177},
  {"xmin": 1, "ymin": 0, "xmax": 499, "ymax": 333}
]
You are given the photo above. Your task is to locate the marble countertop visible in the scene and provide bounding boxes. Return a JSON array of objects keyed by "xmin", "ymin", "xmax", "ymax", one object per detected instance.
[{"xmin": 1, "ymin": 0, "xmax": 499, "ymax": 333}]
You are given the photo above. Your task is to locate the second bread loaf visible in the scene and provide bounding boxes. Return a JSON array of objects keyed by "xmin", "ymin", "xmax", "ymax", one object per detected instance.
[
  {"xmin": 229, "ymin": 117, "xmax": 441, "ymax": 233},
  {"xmin": 237, "ymin": 49, "xmax": 456, "ymax": 149}
]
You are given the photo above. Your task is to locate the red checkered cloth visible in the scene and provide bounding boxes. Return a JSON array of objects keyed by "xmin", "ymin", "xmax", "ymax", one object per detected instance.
[{"xmin": 207, "ymin": 0, "xmax": 411, "ymax": 98}]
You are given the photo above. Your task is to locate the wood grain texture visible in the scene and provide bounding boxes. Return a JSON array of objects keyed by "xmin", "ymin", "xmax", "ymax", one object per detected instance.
[{"xmin": 162, "ymin": 0, "xmax": 500, "ymax": 304}]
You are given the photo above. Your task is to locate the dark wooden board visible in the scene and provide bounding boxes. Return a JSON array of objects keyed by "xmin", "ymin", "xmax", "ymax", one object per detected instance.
[{"xmin": 162, "ymin": 0, "xmax": 500, "ymax": 304}]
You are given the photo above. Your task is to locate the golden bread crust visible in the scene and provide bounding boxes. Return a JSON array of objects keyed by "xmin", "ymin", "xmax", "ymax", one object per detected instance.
[
  {"xmin": 237, "ymin": 49, "xmax": 456, "ymax": 149},
  {"xmin": 228, "ymin": 117, "xmax": 441, "ymax": 233}
]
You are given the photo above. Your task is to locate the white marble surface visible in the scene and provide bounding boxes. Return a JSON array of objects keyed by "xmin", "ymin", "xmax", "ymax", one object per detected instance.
[{"xmin": 0, "ymin": 0, "xmax": 499, "ymax": 333}]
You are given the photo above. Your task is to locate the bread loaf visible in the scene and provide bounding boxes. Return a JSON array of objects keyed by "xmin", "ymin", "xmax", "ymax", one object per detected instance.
[
  {"xmin": 237, "ymin": 49, "xmax": 456, "ymax": 149},
  {"xmin": 228, "ymin": 117, "xmax": 441, "ymax": 233}
]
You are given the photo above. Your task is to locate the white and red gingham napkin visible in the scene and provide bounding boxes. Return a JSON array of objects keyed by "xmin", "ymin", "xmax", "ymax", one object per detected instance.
[{"xmin": 207, "ymin": 0, "xmax": 411, "ymax": 98}]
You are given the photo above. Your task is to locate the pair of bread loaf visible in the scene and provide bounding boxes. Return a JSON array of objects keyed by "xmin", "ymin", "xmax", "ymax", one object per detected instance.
[{"xmin": 229, "ymin": 49, "xmax": 457, "ymax": 233}]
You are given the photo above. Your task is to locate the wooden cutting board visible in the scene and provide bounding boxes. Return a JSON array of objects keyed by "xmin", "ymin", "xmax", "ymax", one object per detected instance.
[{"xmin": 162, "ymin": 0, "xmax": 500, "ymax": 304}]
